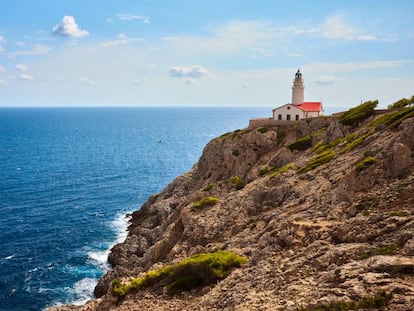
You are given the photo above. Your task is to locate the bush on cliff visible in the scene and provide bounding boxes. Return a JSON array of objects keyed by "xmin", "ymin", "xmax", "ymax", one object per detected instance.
[
  {"xmin": 257, "ymin": 127, "xmax": 268, "ymax": 134},
  {"xmin": 387, "ymin": 95, "xmax": 414, "ymax": 109},
  {"xmin": 112, "ymin": 250, "xmax": 248, "ymax": 297},
  {"xmin": 192, "ymin": 197, "xmax": 219, "ymax": 209},
  {"xmin": 288, "ymin": 134, "xmax": 313, "ymax": 151},
  {"xmin": 298, "ymin": 149, "xmax": 335, "ymax": 173},
  {"xmin": 339, "ymin": 100, "xmax": 378, "ymax": 126},
  {"xmin": 228, "ymin": 176, "xmax": 246, "ymax": 190},
  {"xmin": 298, "ymin": 291, "xmax": 393, "ymax": 310},
  {"xmin": 355, "ymin": 156, "xmax": 377, "ymax": 172},
  {"xmin": 338, "ymin": 129, "xmax": 375, "ymax": 154},
  {"xmin": 202, "ymin": 183, "xmax": 214, "ymax": 191},
  {"xmin": 269, "ymin": 163, "xmax": 295, "ymax": 178}
]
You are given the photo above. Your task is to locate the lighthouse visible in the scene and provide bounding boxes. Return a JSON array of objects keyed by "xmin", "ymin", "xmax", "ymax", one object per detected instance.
[
  {"xmin": 291, "ymin": 69, "xmax": 305, "ymax": 105},
  {"xmin": 271, "ymin": 69, "xmax": 323, "ymax": 121}
]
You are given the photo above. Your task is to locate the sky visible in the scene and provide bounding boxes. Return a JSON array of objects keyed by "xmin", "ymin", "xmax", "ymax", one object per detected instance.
[{"xmin": 0, "ymin": 0, "xmax": 413, "ymax": 109}]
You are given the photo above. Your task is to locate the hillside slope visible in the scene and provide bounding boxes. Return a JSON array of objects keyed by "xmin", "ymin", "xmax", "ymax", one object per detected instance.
[{"xmin": 51, "ymin": 110, "xmax": 414, "ymax": 310}]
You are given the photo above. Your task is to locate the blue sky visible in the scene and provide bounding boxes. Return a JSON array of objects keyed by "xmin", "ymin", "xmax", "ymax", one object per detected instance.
[{"xmin": 0, "ymin": 0, "xmax": 413, "ymax": 109}]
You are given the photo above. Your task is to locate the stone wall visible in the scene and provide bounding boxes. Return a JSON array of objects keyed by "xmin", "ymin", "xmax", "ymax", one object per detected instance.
[{"xmin": 248, "ymin": 118, "xmax": 294, "ymax": 129}]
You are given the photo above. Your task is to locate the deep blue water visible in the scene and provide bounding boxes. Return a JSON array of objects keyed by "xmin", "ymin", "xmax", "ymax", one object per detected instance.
[{"xmin": 0, "ymin": 107, "xmax": 269, "ymax": 310}]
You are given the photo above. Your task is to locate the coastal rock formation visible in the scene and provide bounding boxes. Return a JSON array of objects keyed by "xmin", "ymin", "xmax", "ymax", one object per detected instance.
[{"xmin": 50, "ymin": 111, "xmax": 414, "ymax": 311}]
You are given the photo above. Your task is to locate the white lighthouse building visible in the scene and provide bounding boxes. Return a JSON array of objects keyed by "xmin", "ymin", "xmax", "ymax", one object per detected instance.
[
  {"xmin": 291, "ymin": 69, "xmax": 305, "ymax": 105},
  {"xmin": 272, "ymin": 69, "xmax": 323, "ymax": 121}
]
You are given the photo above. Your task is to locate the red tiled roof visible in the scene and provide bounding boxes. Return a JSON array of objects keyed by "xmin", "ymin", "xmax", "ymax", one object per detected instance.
[{"xmin": 294, "ymin": 102, "xmax": 322, "ymax": 112}]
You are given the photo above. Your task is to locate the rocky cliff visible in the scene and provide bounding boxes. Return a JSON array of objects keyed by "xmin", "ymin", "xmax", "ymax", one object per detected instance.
[{"xmin": 51, "ymin": 108, "xmax": 414, "ymax": 310}]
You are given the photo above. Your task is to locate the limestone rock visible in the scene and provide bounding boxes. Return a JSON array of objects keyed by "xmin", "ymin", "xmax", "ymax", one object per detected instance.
[
  {"xmin": 386, "ymin": 142, "xmax": 413, "ymax": 178},
  {"xmin": 52, "ymin": 113, "xmax": 414, "ymax": 311}
]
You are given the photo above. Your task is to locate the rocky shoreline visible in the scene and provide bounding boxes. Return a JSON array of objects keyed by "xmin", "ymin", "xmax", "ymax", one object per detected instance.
[{"xmin": 49, "ymin": 109, "xmax": 414, "ymax": 310}]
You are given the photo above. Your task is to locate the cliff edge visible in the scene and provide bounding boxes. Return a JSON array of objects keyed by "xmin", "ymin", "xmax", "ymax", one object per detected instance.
[{"xmin": 50, "ymin": 106, "xmax": 414, "ymax": 310}]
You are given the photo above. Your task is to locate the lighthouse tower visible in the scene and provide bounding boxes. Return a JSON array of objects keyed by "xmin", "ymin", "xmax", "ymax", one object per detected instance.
[{"xmin": 291, "ymin": 69, "xmax": 304, "ymax": 105}]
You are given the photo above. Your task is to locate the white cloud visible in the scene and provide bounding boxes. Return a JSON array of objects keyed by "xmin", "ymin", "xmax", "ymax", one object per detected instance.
[
  {"xmin": 0, "ymin": 78, "xmax": 6, "ymax": 85},
  {"xmin": 19, "ymin": 74, "xmax": 33, "ymax": 80},
  {"xmin": 117, "ymin": 14, "xmax": 150, "ymax": 24},
  {"xmin": 307, "ymin": 60, "xmax": 414, "ymax": 72},
  {"xmin": 15, "ymin": 64, "xmax": 27, "ymax": 72},
  {"xmin": 250, "ymin": 47, "xmax": 273, "ymax": 57},
  {"xmin": 321, "ymin": 15, "xmax": 354, "ymax": 40},
  {"xmin": 357, "ymin": 34, "xmax": 378, "ymax": 41},
  {"xmin": 131, "ymin": 78, "xmax": 145, "ymax": 85},
  {"xmin": 79, "ymin": 76, "xmax": 99, "ymax": 85},
  {"xmin": 100, "ymin": 33, "xmax": 143, "ymax": 47},
  {"xmin": 168, "ymin": 65, "xmax": 210, "ymax": 79},
  {"xmin": 241, "ymin": 82, "xmax": 249, "ymax": 89},
  {"xmin": 0, "ymin": 65, "xmax": 5, "ymax": 73},
  {"xmin": 16, "ymin": 41, "xmax": 25, "ymax": 47},
  {"xmin": 8, "ymin": 44, "xmax": 51, "ymax": 56},
  {"xmin": 53, "ymin": 16, "xmax": 89, "ymax": 38},
  {"xmin": 161, "ymin": 20, "xmax": 276, "ymax": 57},
  {"xmin": 313, "ymin": 75, "xmax": 336, "ymax": 85},
  {"xmin": 287, "ymin": 53, "xmax": 305, "ymax": 58},
  {"xmin": 319, "ymin": 15, "xmax": 378, "ymax": 41}
]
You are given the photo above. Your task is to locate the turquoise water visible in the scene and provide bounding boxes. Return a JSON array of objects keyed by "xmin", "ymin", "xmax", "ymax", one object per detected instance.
[{"xmin": 0, "ymin": 107, "xmax": 269, "ymax": 310}]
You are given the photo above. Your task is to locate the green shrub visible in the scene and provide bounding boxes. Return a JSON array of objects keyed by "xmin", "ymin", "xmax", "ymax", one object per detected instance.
[
  {"xmin": 228, "ymin": 176, "xmax": 246, "ymax": 190},
  {"xmin": 369, "ymin": 113, "xmax": 394, "ymax": 128},
  {"xmin": 355, "ymin": 156, "xmax": 376, "ymax": 172},
  {"xmin": 202, "ymin": 184, "xmax": 214, "ymax": 191},
  {"xmin": 388, "ymin": 95, "xmax": 414, "ymax": 109},
  {"xmin": 370, "ymin": 106, "xmax": 414, "ymax": 129},
  {"xmin": 220, "ymin": 131, "xmax": 232, "ymax": 139},
  {"xmin": 298, "ymin": 149, "xmax": 335, "ymax": 173},
  {"xmin": 383, "ymin": 106, "xmax": 414, "ymax": 128},
  {"xmin": 339, "ymin": 129, "xmax": 375, "ymax": 154},
  {"xmin": 357, "ymin": 245, "xmax": 398, "ymax": 260},
  {"xmin": 298, "ymin": 291, "xmax": 393, "ymax": 311},
  {"xmin": 339, "ymin": 100, "xmax": 378, "ymax": 126},
  {"xmin": 269, "ymin": 163, "xmax": 295, "ymax": 178},
  {"xmin": 388, "ymin": 211, "xmax": 408, "ymax": 217},
  {"xmin": 192, "ymin": 197, "xmax": 219, "ymax": 209},
  {"xmin": 112, "ymin": 250, "xmax": 248, "ymax": 298},
  {"xmin": 288, "ymin": 134, "xmax": 314, "ymax": 151},
  {"xmin": 257, "ymin": 127, "xmax": 268, "ymax": 134},
  {"xmin": 312, "ymin": 141, "xmax": 326, "ymax": 154}
]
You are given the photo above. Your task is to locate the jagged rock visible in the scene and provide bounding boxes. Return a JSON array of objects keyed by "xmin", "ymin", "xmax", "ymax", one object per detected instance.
[
  {"xmin": 323, "ymin": 118, "xmax": 347, "ymax": 144},
  {"xmin": 386, "ymin": 142, "xmax": 413, "ymax": 178},
  {"xmin": 51, "ymin": 115, "xmax": 414, "ymax": 311},
  {"xmin": 400, "ymin": 118, "xmax": 414, "ymax": 150},
  {"xmin": 268, "ymin": 147, "xmax": 293, "ymax": 168},
  {"xmin": 368, "ymin": 255, "xmax": 414, "ymax": 274}
]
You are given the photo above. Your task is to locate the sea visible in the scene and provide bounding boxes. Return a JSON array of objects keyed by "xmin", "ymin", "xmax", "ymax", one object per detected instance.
[{"xmin": 0, "ymin": 107, "xmax": 271, "ymax": 311}]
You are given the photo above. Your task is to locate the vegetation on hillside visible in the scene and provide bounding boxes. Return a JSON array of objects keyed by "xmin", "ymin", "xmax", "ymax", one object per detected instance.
[
  {"xmin": 298, "ymin": 149, "xmax": 335, "ymax": 173},
  {"xmin": 355, "ymin": 156, "xmax": 377, "ymax": 172},
  {"xmin": 339, "ymin": 100, "xmax": 378, "ymax": 126},
  {"xmin": 192, "ymin": 197, "xmax": 219, "ymax": 209},
  {"xmin": 112, "ymin": 250, "xmax": 247, "ymax": 297},
  {"xmin": 288, "ymin": 134, "xmax": 314, "ymax": 151},
  {"xmin": 370, "ymin": 106, "xmax": 414, "ymax": 129},
  {"xmin": 228, "ymin": 176, "xmax": 246, "ymax": 190},
  {"xmin": 257, "ymin": 127, "xmax": 268, "ymax": 134},
  {"xmin": 269, "ymin": 163, "xmax": 295, "ymax": 178},
  {"xmin": 387, "ymin": 95, "xmax": 414, "ymax": 109},
  {"xmin": 298, "ymin": 291, "xmax": 393, "ymax": 311}
]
